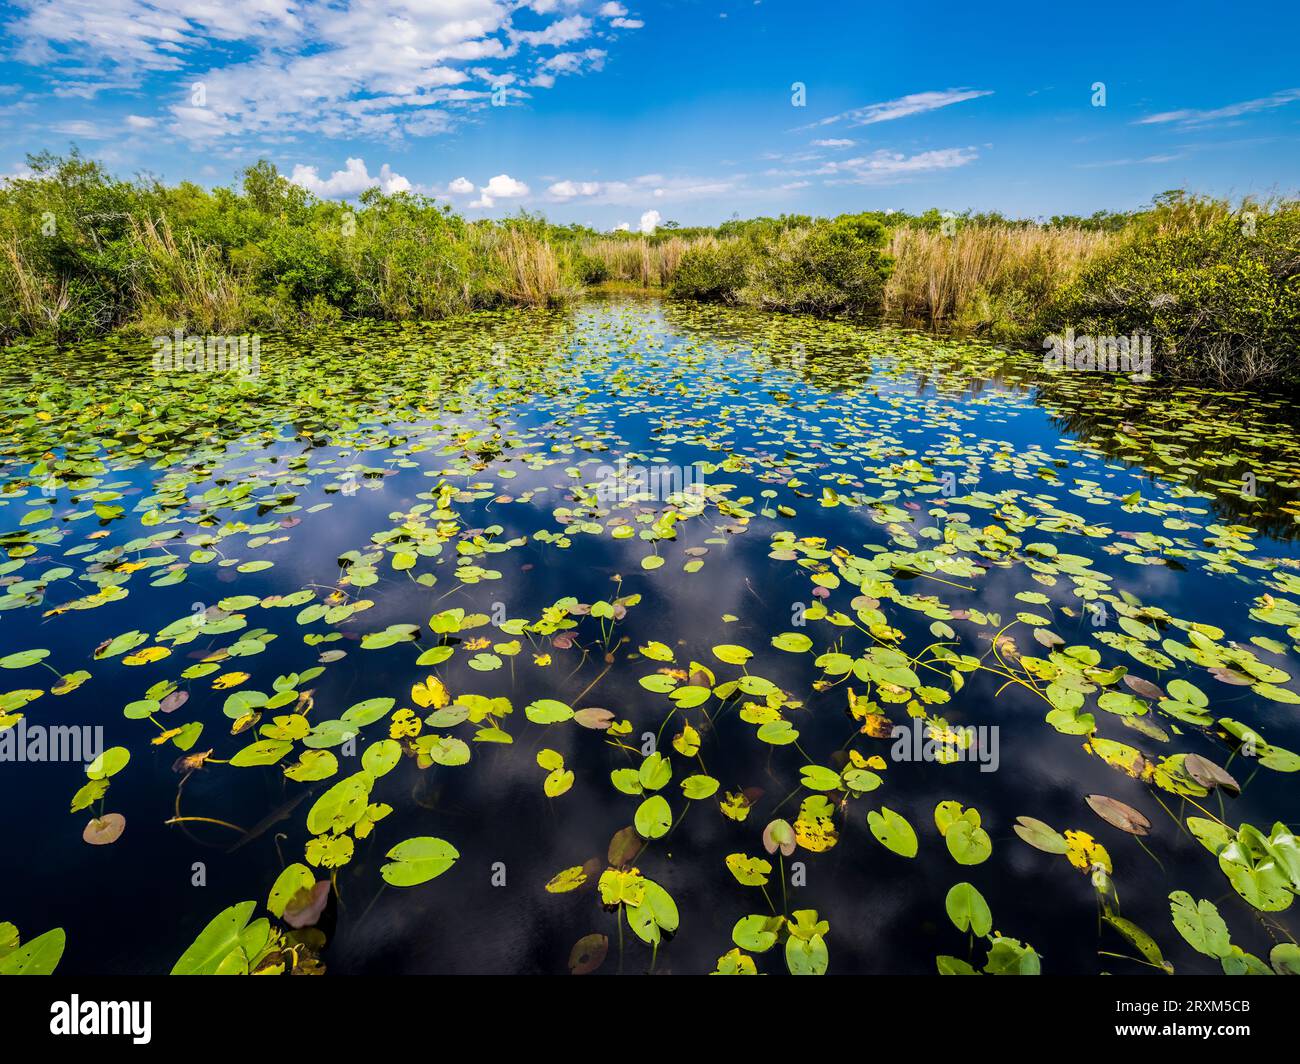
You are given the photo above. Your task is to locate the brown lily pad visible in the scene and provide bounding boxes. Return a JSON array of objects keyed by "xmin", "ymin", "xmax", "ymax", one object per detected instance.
[
  {"xmin": 573, "ymin": 707, "xmax": 615, "ymax": 730},
  {"xmin": 83, "ymin": 813, "xmax": 125, "ymax": 845},
  {"xmin": 568, "ymin": 933, "xmax": 608, "ymax": 975},
  {"xmin": 1085, "ymin": 794, "xmax": 1151, "ymax": 836},
  {"xmin": 159, "ymin": 690, "xmax": 189, "ymax": 714},
  {"xmin": 1182, "ymin": 753, "xmax": 1241, "ymax": 796},
  {"xmin": 1123, "ymin": 674, "xmax": 1165, "ymax": 701}
]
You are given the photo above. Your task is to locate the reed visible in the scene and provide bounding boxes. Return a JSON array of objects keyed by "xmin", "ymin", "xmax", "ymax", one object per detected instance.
[{"xmin": 883, "ymin": 224, "xmax": 1112, "ymax": 334}]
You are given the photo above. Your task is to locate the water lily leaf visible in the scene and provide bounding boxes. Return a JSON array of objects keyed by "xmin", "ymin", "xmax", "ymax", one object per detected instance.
[
  {"xmin": 713, "ymin": 948, "xmax": 758, "ymax": 975},
  {"xmin": 868, "ymin": 806, "xmax": 918, "ymax": 858},
  {"xmin": 1013, "ymin": 815, "xmax": 1067, "ymax": 854},
  {"xmin": 171, "ymin": 902, "xmax": 257, "ymax": 975},
  {"xmin": 85, "ymin": 746, "xmax": 129, "ymax": 780},
  {"xmin": 545, "ymin": 866, "xmax": 588, "ymax": 893},
  {"xmin": 946, "ymin": 819, "xmax": 992, "ymax": 865},
  {"xmin": 712, "ymin": 644, "xmax": 752, "ymax": 666},
  {"xmin": 634, "ymin": 794, "xmax": 673, "ymax": 839},
  {"xmin": 0, "ymin": 925, "xmax": 64, "ymax": 974},
  {"xmin": 82, "ymin": 813, "xmax": 125, "ymax": 845},
  {"xmin": 725, "ymin": 852, "xmax": 772, "ymax": 886},
  {"xmin": 681, "ymin": 774, "xmax": 719, "ymax": 799},
  {"xmin": 380, "ymin": 836, "xmax": 460, "ymax": 886},
  {"xmin": 306, "ymin": 773, "xmax": 371, "ymax": 836},
  {"xmin": 574, "ymin": 707, "xmax": 615, "ymax": 730},
  {"xmin": 230, "ymin": 739, "xmax": 293, "ymax": 767},
  {"xmin": 568, "ymin": 933, "xmax": 608, "ymax": 974},
  {"xmin": 524, "ymin": 698, "xmax": 573, "ymax": 724},
  {"xmin": 638, "ymin": 752, "xmax": 672, "ymax": 791},
  {"xmin": 945, "ymin": 882, "xmax": 992, "ymax": 937},
  {"xmin": 1085, "ymin": 794, "xmax": 1151, "ymax": 836},
  {"xmin": 733, "ymin": 914, "xmax": 781, "ymax": 953},
  {"xmin": 1169, "ymin": 890, "xmax": 1230, "ymax": 959}
]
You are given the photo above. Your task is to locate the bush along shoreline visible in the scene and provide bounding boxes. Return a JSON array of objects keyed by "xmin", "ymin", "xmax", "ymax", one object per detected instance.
[{"xmin": 1, "ymin": 153, "xmax": 1296, "ymax": 386}]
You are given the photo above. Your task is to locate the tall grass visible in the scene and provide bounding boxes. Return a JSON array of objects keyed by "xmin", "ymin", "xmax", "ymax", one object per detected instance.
[
  {"xmin": 883, "ymin": 225, "xmax": 1112, "ymax": 336},
  {"xmin": 0, "ymin": 232, "xmax": 73, "ymax": 334},
  {"xmin": 484, "ymin": 227, "xmax": 572, "ymax": 306},
  {"xmin": 130, "ymin": 217, "xmax": 256, "ymax": 334},
  {"xmin": 581, "ymin": 236, "xmax": 701, "ymax": 287}
]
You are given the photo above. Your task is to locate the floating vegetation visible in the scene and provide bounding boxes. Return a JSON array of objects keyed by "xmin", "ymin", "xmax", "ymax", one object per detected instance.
[{"xmin": 0, "ymin": 296, "xmax": 1297, "ymax": 975}]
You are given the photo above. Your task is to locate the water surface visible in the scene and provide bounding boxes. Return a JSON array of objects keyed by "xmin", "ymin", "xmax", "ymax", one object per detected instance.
[{"xmin": 2, "ymin": 296, "xmax": 1298, "ymax": 975}]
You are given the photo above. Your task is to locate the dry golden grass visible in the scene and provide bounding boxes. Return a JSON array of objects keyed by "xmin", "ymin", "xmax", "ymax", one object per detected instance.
[
  {"xmin": 485, "ymin": 228, "xmax": 573, "ymax": 306},
  {"xmin": 0, "ymin": 233, "xmax": 73, "ymax": 332},
  {"xmin": 883, "ymin": 225, "xmax": 1113, "ymax": 330},
  {"xmin": 583, "ymin": 236, "xmax": 710, "ymax": 287},
  {"xmin": 129, "ymin": 217, "xmax": 254, "ymax": 333}
]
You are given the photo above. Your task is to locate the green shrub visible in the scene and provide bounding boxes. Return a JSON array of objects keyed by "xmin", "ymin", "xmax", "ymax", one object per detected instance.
[
  {"xmin": 667, "ymin": 239, "xmax": 750, "ymax": 301},
  {"xmin": 1046, "ymin": 197, "xmax": 1300, "ymax": 383}
]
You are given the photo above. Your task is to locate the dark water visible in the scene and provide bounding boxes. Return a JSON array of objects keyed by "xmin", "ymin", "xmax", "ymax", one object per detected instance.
[{"xmin": 1, "ymin": 295, "xmax": 1297, "ymax": 974}]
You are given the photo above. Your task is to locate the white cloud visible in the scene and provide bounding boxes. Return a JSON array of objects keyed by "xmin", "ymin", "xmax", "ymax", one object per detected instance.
[
  {"xmin": 513, "ymin": 14, "xmax": 591, "ymax": 47},
  {"xmin": 800, "ymin": 88, "xmax": 992, "ymax": 130},
  {"xmin": 598, "ymin": 2, "xmax": 627, "ymax": 15},
  {"xmin": 125, "ymin": 114, "xmax": 156, "ymax": 129},
  {"xmin": 483, "ymin": 173, "xmax": 529, "ymax": 197},
  {"xmin": 447, "ymin": 176, "xmax": 475, "ymax": 194},
  {"xmin": 639, "ymin": 209, "xmax": 661, "ymax": 233},
  {"xmin": 812, "ymin": 138, "xmax": 854, "ymax": 148},
  {"xmin": 1136, "ymin": 88, "xmax": 1300, "ymax": 127},
  {"xmin": 540, "ymin": 172, "xmax": 738, "ymax": 206},
  {"xmin": 470, "ymin": 172, "xmax": 530, "ymax": 207},
  {"xmin": 7, "ymin": 0, "xmax": 636, "ymax": 139},
  {"xmin": 50, "ymin": 119, "xmax": 113, "ymax": 138},
  {"xmin": 823, "ymin": 147, "xmax": 979, "ymax": 183},
  {"xmin": 763, "ymin": 145, "xmax": 978, "ymax": 186},
  {"xmin": 289, "ymin": 157, "xmax": 412, "ymax": 197},
  {"xmin": 610, "ymin": 17, "xmax": 643, "ymax": 28},
  {"xmin": 614, "ymin": 221, "xmax": 630, "ymax": 231},
  {"xmin": 548, "ymin": 179, "xmax": 602, "ymax": 198}
]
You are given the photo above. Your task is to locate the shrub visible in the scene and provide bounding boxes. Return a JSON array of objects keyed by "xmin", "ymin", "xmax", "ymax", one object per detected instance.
[
  {"xmin": 1045, "ymin": 197, "xmax": 1300, "ymax": 383},
  {"xmin": 667, "ymin": 239, "xmax": 750, "ymax": 301}
]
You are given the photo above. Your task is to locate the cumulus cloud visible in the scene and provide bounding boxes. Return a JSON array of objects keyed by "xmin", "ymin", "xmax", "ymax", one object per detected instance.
[
  {"xmin": 289, "ymin": 157, "xmax": 412, "ymax": 198},
  {"xmin": 447, "ymin": 176, "xmax": 475, "ymax": 194},
  {"xmin": 470, "ymin": 172, "xmax": 530, "ymax": 207},
  {"xmin": 513, "ymin": 14, "xmax": 590, "ymax": 47},
  {"xmin": 6, "ymin": 0, "xmax": 637, "ymax": 138},
  {"xmin": 639, "ymin": 209, "xmax": 661, "ymax": 233},
  {"xmin": 539, "ymin": 172, "xmax": 738, "ymax": 206},
  {"xmin": 548, "ymin": 179, "xmax": 602, "ymax": 198}
]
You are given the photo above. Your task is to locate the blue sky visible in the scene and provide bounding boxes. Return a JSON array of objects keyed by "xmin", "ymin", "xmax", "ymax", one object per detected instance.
[{"xmin": 1, "ymin": 0, "xmax": 1296, "ymax": 229}]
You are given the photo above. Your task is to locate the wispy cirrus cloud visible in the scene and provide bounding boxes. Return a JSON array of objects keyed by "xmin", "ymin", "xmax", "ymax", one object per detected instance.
[
  {"xmin": 797, "ymin": 88, "xmax": 992, "ymax": 130},
  {"xmin": 1135, "ymin": 88, "xmax": 1300, "ymax": 127},
  {"xmin": 766, "ymin": 146, "xmax": 979, "ymax": 185}
]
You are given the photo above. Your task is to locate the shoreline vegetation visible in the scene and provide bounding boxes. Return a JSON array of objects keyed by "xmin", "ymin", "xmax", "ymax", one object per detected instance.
[{"xmin": 1, "ymin": 152, "xmax": 1296, "ymax": 384}]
